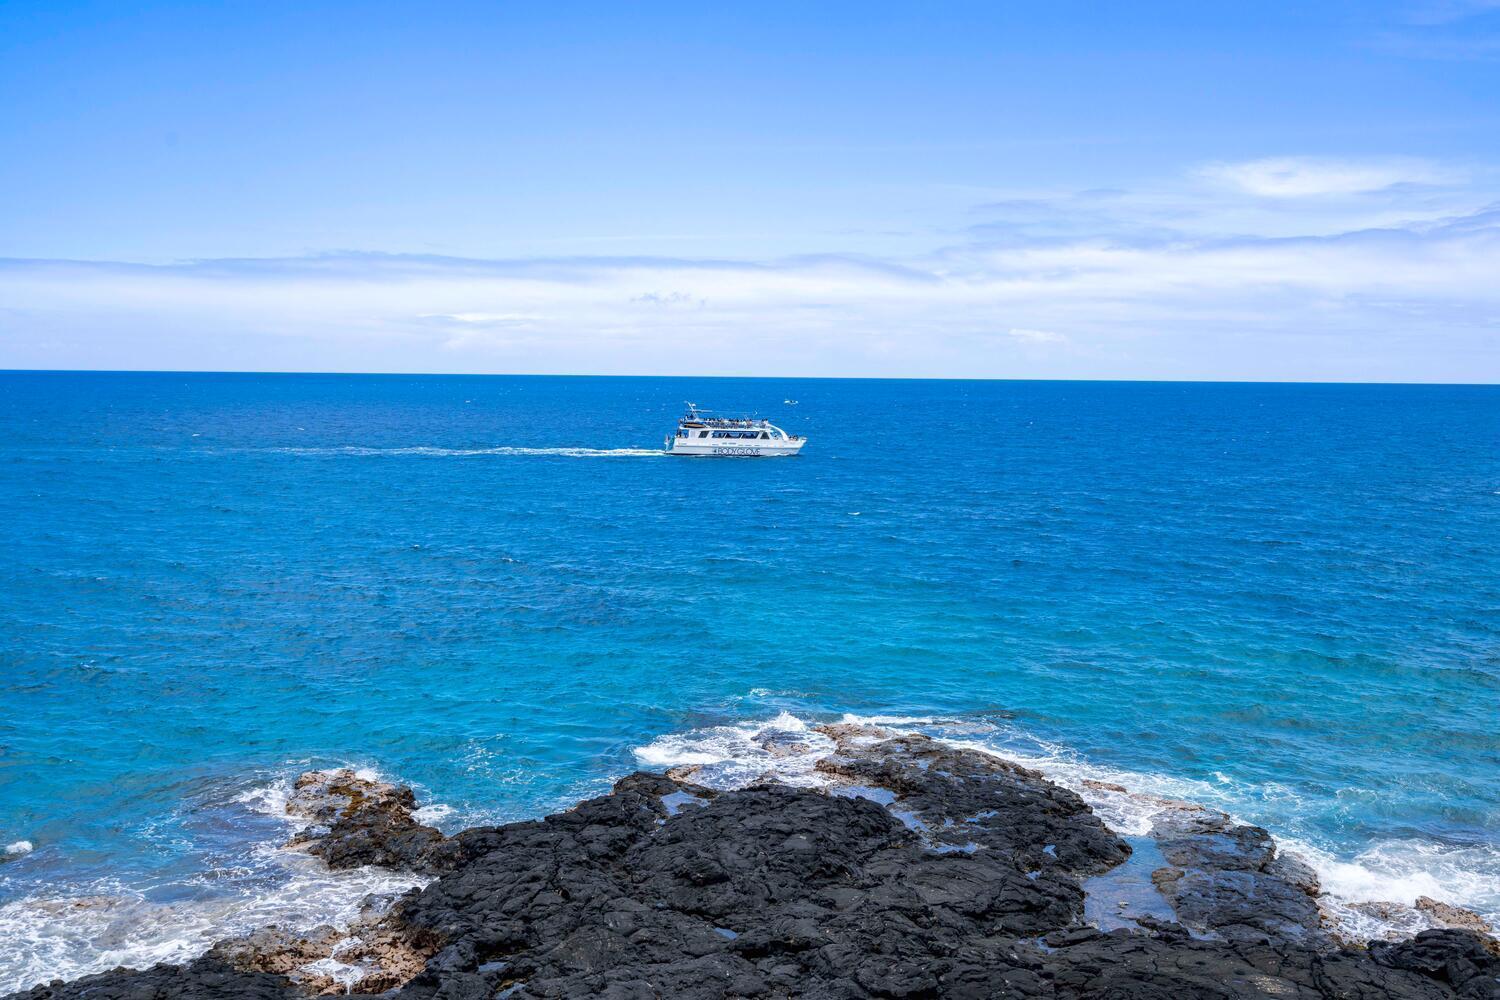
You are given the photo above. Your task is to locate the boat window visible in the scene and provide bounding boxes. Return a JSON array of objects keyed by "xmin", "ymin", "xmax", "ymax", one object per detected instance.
[
  {"xmin": 760, "ymin": 432, "xmax": 769, "ymax": 439},
  {"xmin": 699, "ymin": 431, "xmax": 709, "ymax": 438}
]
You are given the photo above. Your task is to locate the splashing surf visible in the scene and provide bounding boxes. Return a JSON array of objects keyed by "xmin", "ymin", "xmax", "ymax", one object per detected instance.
[{"xmin": 632, "ymin": 711, "xmax": 1500, "ymax": 941}]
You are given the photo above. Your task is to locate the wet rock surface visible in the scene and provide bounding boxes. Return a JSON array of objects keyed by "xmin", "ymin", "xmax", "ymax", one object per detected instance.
[
  {"xmin": 812, "ymin": 732, "xmax": 1131, "ymax": 877},
  {"xmin": 9, "ymin": 735, "xmax": 1498, "ymax": 999},
  {"xmin": 284, "ymin": 768, "xmax": 457, "ymax": 876},
  {"xmin": 206, "ymin": 925, "xmax": 346, "ymax": 989},
  {"xmin": 1417, "ymin": 897, "xmax": 1497, "ymax": 936},
  {"xmin": 1146, "ymin": 804, "xmax": 1326, "ymax": 945},
  {"xmin": 205, "ymin": 913, "xmax": 430, "ymax": 996}
]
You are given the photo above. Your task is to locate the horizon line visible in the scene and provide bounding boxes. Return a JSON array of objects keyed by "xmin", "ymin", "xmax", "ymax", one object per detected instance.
[{"xmin": 2, "ymin": 368, "xmax": 1497, "ymax": 387}]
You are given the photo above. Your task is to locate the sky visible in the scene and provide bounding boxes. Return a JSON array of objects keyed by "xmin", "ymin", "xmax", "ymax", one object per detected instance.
[{"xmin": 1, "ymin": 0, "xmax": 1499, "ymax": 380}]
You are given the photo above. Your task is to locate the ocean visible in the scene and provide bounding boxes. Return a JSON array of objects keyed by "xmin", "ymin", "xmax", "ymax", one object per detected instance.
[{"xmin": 1, "ymin": 372, "xmax": 1497, "ymax": 991}]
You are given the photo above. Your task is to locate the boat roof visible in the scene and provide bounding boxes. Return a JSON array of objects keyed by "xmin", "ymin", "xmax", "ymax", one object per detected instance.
[{"xmin": 679, "ymin": 403, "xmax": 773, "ymax": 428}]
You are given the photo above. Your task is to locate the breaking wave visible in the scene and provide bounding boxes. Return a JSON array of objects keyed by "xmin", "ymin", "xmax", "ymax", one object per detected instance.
[
  {"xmin": 632, "ymin": 710, "xmax": 1500, "ymax": 941},
  {"xmin": 0, "ymin": 772, "xmax": 430, "ymax": 994},
  {"xmin": 0, "ymin": 859, "xmax": 424, "ymax": 993},
  {"xmin": 5, "ymin": 714, "xmax": 1495, "ymax": 993}
]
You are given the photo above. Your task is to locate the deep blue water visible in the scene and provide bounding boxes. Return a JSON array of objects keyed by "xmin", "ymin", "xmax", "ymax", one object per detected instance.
[{"xmin": 1, "ymin": 373, "xmax": 1498, "ymax": 985}]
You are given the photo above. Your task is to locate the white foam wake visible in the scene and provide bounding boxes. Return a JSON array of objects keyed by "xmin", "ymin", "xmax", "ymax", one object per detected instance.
[
  {"xmin": 254, "ymin": 445, "xmax": 662, "ymax": 458},
  {"xmin": 632, "ymin": 711, "xmax": 1500, "ymax": 940}
]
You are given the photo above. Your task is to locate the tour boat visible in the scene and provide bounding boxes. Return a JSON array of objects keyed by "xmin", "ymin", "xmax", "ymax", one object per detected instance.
[{"xmin": 664, "ymin": 403, "xmax": 806, "ymax": 457}]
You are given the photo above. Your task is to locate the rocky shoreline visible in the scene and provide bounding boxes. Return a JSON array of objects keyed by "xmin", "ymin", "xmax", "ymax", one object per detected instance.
[{"xmin": 9, "ymin": 724, "xmax": 1498, "ymax": 999}]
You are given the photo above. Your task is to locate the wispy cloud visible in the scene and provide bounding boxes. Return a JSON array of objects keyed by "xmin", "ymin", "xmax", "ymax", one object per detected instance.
[
  {"xmin": 1400, "ymin": 0, "xmax": 1500, "ymax": 26},
  {"xmin": 1369, "ymin": 0, "xmax": 1500, "ymax": 58},
  {"xmin": 1006, "ymin": 328, "xmax": 1069, "ymax": 345},
  {"xmin": 1198, "ymin": 157, "xmax": 1457, "ymax": 198},
  {"xmin": 2, "ymin": 157, "xmax": 1498, "ymax": 381}
]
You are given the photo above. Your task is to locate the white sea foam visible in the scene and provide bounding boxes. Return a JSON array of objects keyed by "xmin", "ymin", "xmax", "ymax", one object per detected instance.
[
  {"xmin": 413, "ymin": 802, "xmax": 457, "ymax": 826},
  {"xmin": 634, "ymin": 711, "xmax": 836, "ymax": 789},
  {"xmin": 4, "ymin": 841, "xmax": 33, "ymax": 858},
  {"xmin": 633, "ymin": 710, "xmax": 1500, "ymax": 939},
  {"xmin": 1284, "ymin": 835, "xmax": 1500, "ymax": 932},
  {"xmin": 234, "ymin": 776, "xmax": 297, "ymax": 824},
  {"xmin": 234, "ymin": 766, "xmax": 465, "ymax": 832},
  {"xmin": 302, "ymin": 954, "xmax": 376, "ymax": 991},
  {"xmin": 0, "ymin": 852, "xmax": 427, "ymax": 994},
  {"xmin": 0, "ymin": 769, "xmax": 441, "ymax": 994}
]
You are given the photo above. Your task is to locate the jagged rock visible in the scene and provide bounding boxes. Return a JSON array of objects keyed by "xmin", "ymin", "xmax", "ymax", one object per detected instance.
[
  {"xmin": 9, "ymin": 743, "xmax": 1498, "ymax": 1000},
  {"xmin": 1371, "ymin": 929, "xmax": 1500, "ymax": 997},
  {"xmin": 1149, "ymin": 806, "xmax": 1279, "ymax": 871},
  {"xmin": 208, "ymin": 925, "xmax": 345, "ymax": 986},
  {"xmin": 1039, "ymin": 929, "xmax": 1484, "ymax": 999},
  {"xmin": 9, "ymin": 958, "xmax": 297, "ymax": 1000},
  {"xmin": 1417, "ymin": 896, "xmax": 1496, "ymax": 935},
  {"xmin": 1345, "ymin": 899, "xmax": 1435, "ymax": 941},
  {"xmin": 812, "ymin": 733, "xmax": 1132, "ymax": 875},
  {"xmin": 815, "ymin": 721, "xmax": 894, "ymax": 745},
  {"xmin": 206, "ymin": 913, "xmax": 433, "ymax": 996},
  {"xmin": 755, "ymin": 728, "xmax": 814, "ymax": 759},
  {"xmin": 1146, "ymin": 802, "xmax": 1327, "ymax": 945},
  {"xmin": 284, "ymin": 768, "xmax": 456, "ymax": 875}
]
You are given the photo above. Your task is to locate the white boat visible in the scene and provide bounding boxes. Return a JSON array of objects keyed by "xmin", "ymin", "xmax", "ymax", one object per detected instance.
[{"xmin": 664, "ymin": 403, "xmax": 806, "ymax": 457}]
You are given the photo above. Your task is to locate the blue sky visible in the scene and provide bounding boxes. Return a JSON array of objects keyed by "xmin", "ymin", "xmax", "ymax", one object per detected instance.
[{"xmin": 2, "ymin": 0, "xmax": 1499, "ymax": 379}]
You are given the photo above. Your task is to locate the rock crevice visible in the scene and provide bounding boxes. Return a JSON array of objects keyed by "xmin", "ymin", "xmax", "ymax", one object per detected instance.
[{"xmin": 10, "ymin": 735, "xmax": 1498, "ymax": 999}]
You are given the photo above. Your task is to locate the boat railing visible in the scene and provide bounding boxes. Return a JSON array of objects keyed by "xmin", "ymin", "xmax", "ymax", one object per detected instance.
[
  {"xmin": 682, "ymin": 417, "xmax": 769, "ymax": 428},
  {"xmin": 682, "ymin": 403, "xmax": 774, "ymax": 428}
]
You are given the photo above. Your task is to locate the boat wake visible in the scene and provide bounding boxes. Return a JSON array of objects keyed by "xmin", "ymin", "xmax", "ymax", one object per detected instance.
[{"xmin": 252, "ymin": 445, "xmax": 663, "ymax": 458}]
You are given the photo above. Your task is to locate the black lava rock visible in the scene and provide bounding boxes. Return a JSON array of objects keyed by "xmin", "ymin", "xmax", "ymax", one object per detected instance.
[{"xmin": 9, "ymin": 739, "xmax": 1497, "ymax": 1000}]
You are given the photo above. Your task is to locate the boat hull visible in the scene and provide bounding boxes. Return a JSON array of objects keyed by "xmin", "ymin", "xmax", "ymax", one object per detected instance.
[{"xmin": 665, "ymin": 440, "xmax": 805, "ymax": 457}]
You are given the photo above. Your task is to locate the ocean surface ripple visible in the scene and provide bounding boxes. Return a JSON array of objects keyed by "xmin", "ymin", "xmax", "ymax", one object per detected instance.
[{"xmin": 0, "ymin": 373, "xmax": 1497, "ymax": 990}]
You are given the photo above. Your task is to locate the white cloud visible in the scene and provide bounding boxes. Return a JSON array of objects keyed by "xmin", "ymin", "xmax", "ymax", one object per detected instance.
[
  {"xmin": 1007, "ymin": 327, "xmax": 1069, "ymax": 344},
  {"xmin": 422, "ymin": 312, "xmax": 540, "ymax": 325},
  {"xmin": 1198, "ymin": 156, "xmax": 1456, "ymax": 197},
  {"xmin": 2, "ymin": 159, "xmax": 1498, "ymax": 382}
]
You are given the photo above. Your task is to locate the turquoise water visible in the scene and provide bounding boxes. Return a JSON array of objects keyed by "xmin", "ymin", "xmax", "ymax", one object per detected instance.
[{"xmin": 1, "ymin": 373, "xmax": 1497, "ymax": 985}]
